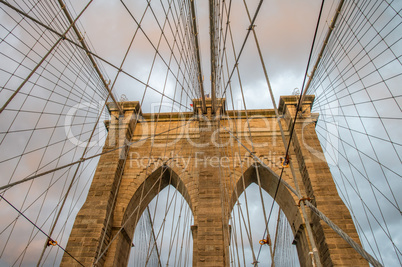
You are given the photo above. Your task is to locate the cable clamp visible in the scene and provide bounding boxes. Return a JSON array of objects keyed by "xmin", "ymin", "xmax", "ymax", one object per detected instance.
[
  {"xmin": 297, "ymin": 197, "xmax": 314, "ymax": 207},
  {"xmin": 47, "ymin": 238, "xmax": 57, "ymax": 247},
  {"xmin": 259, "ymin": 234, "xmax": 271, "ymax": 246},
  {"xmin": 280, "ymin": 154, "xmax": 290, "ymax": 168}
]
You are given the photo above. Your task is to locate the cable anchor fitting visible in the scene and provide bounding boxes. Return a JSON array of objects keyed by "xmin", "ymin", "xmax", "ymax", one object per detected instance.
[
  {"xmin": 297, "ymin": 197, "xmax": 314, "ymax": 207},
  {"xmin": 280, "ymin": 154, "xmax": 290, "ymax": 168},
  {"xmin": 259, "ymin": 235, "xmax": 271, "ymax": 246},
  {"xmin": 47, "ymin": 238, "xmax": 57, "ymax": 247}
]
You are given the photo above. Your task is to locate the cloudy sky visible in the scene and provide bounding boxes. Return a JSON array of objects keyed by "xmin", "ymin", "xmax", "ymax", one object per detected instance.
[{"xmin": 67, "ymin": 0, "xmax": 335, "ymax": 107}]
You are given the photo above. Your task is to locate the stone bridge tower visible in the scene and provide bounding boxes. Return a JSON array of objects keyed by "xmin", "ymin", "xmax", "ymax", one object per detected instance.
[{"xmin": 61, "ymin": 96, "xmax": 367, "ymax": 266}]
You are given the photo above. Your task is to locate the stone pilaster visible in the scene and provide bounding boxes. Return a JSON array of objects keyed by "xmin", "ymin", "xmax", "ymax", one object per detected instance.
[
  {"xmin": 61, "ymin": 102, "xmax": 140, "ymax": 266},
  {"xmin": 279, "ymin": 96, "xmax": 367, "ymax": 266},
  {"xmin": 190, "ymin": 98, "xmax": 230, "ymax": 266}
]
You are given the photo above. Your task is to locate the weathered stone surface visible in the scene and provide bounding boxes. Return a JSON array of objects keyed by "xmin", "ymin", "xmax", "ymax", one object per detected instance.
[{"xmin": 61, "ymin": 96, "xmax": 367, "ymax": 267}]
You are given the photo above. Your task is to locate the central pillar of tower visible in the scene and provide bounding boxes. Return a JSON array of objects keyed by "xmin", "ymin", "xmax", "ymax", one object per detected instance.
[{"xmin": 191, "ymin": 98, "xmax": 230, "ymax": 266}]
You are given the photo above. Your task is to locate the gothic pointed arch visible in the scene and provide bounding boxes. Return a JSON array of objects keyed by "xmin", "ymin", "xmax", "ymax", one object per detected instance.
[
  {"xmin": 229, "ymin": 162, "xmax": 313, "ymax": 267},
  {"xmin": 110, "ymin": 165, "xmax": 193, "ymax": 266},
  {"xmin": 230, "ymin": 163, "xmax": 301, "ymax": 233}
]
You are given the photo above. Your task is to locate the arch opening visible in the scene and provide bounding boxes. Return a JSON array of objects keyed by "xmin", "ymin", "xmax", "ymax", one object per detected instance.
[
  {"xmin": 112, "ymin": 166, "xmax": 194, "ymax": 266},
  {"xmin": 230, "ymin": 183, "xmax": 299, "ymax": 266},
  {"xmin": 129, "ymin": 184, "xmax": 193, "ymax": 266},
  {"xmin": 229, "ymin": 163, "xmax": 311, "ymax": 267},
  {"xmin": 229, "ymin": 163, "xmax": 302, "ymax": 234}
]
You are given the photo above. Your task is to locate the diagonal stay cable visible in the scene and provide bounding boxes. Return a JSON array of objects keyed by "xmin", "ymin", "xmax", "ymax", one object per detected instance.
[
  {"xmin": 119, "ymin": 0, "xmax": 195, "ymax": 101},
  {"xmin": 0, "ymin": 0, "xmax": 192, "ymax": 112},
  {"xmin": 0, "ymin": 194, "xmax": 85, "ymax": 267},
  {"xmin": 0, "ymin": 119, "xmax": 194, "ymax": 192},
  {"xmin": 221, "ymin": 0, "xmax": 264, "ymax": 99},
  {"xmin": 0, "ymin": 0, "xmax": 94, "ymax": 114},
  {"xmin": 246, "ymin": 0, "xmax": 326, "ymax": 264}
]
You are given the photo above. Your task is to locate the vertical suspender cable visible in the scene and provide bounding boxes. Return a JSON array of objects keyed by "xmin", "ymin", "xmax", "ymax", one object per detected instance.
[
  {"xmin": 209, "ymin": 0, "xmax": 217, "ymax": 113},
  {"xmin": 189, "ymin": 0, "xmax": 206, "ymax": 113}
]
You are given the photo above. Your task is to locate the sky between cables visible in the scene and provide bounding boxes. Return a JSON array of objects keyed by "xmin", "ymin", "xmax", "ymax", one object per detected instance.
[{"xmin": 305, "ymin": 1, "xmax": 402, "ymax": 265}]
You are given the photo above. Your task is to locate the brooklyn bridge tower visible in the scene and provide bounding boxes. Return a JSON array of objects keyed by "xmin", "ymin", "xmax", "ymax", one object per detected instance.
[
  {"xmin": 0, "ymin": 0, "xmax": 398, "ymax": 266},
  {"xmin": 62, "ymin": 96, "xmax": 368, "ymax": 266}
]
